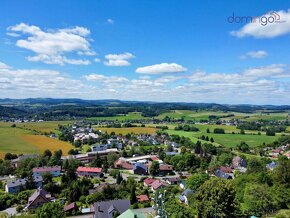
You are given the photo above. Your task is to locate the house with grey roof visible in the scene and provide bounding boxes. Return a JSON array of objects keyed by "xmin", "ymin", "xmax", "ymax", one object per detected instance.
[
  {"xmin": 93, "ymin": 199, "xmax": 130, "ymax": 218},
  {"xmin": 27, "ymin": 188, "xmax": 51, "ymax": 210},
  {"xmin": 5, "ymin": 176, "xmax": 43, "ymax": 194}
]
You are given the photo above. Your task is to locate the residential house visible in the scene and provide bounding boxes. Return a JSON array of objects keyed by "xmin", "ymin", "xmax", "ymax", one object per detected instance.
[
  {"xmin": 150, "ymin": 180, "xmax": 168, "ymax": 191},
  {"xmin": 64, "ymin": 202, "xmax": 78, "ymax": 214},
  {"xmin": 220, "ymin": 166, "xmax": 233, "ymax": 174},
  {"xmin": 91, "ymin": 144, "xmax": 108, "ymax": 152},
  {"xmin": 143, "ymin": 178, "xmax": 157, "ymax": 187},
  {"xmin": 232, "ymin": 156, "xmax": 246, "ymax": 169},
  {"xmin": 166, "ymin": 177, "xmax": 181, "ymax": 185},
  {"xmin": 178, "ymin": 189, "xmax": 194, "ymax": 204},
  {"xmin": 136, "ymin": 195, "xmax": 150, "ymax": 203},
  {"xmin": 11, "ymin": 154, "xmax": 38, "ymax": 168},
  {"xmin": 26, "ymin": 188, "xmax": 51, "ymax": 210},
  {"xmin": 76, "ymin": 166, "xmax": 104, "ymax": 177},
  {"xmin": 131, "ymin": 163, "xmax": 147, "ymax": 175},
  {"xmin": 5, "ymin": 176, "xmax": 43, "ymax": 194},
  {"xmin": 117, "ymin": 209, "xmax": 146, "ymax": 218},
  {"xmin": 93, "ymin": 199, "xmax": 130, "ymax": 218},
  {"xmin": 32, "ymin": 166, "xmax": 61, "ymax": 177},
  {"xmin": 159, "ymin": 164, "xmax": 174, "ymax": 176},
  {"xmin": 266, "ymin": 161, "xmax": 277, "ymax": 171},
  {"xmin": 214, "ymin": 169, "xmax": 233, "ymax": 180}
]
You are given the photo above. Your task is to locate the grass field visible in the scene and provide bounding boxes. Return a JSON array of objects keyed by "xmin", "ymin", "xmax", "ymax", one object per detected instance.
[
  {"xmin": 0, "ymin": 122, "xmax": 73, "ymax": 159},
  {"xmin": 95, "ymin": 127, "xmax": 156, "ymax": 135},
  {"xmin": 87, "ymin": 112, "xmax": 150, "ymax": 121},
  {"xmin": 157, "ymin": 110, "xmax": 289, "ymax": 122},
  {"xmin": 15, "ymin": 121, "xmax": 72, "ymax": 134},
  {"xmin": 165, "ymin": 126, "xmax": 279, "ymax": 148}
]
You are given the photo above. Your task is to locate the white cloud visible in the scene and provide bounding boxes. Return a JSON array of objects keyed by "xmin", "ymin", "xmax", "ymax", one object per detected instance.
[
  {"xmin": 0, "ymin": 62, "xmax": 11, "ymax": 69},
  {"xmin": 240, "ymin": 50, "xmax": 268, "ymax": 59},
  {"xmin": 1, "ymin": 62, "xmax": 290, "ymax": 104},
  {"xmin": 107, "ymin": 19, "xmax": 114, "ymax": 24},
  {"xmin": 7, "ymin": 23, "xmax": 95, "ymax": 65},
  {"xmin": 94, "ymin": 58, "xmax": 101, "ymax": 62},
  {"xmin": 104, "ymin": 52, "xmax": 135, "ymax": 66},
  {"xmin": 231, "ymin": 9, "xmax": 290, "ymax": 38},
  {"xmin": 136, "ymin": 63, "xmax": 187, "ymax": 74},
  {"xmin": 84, "ymin": 74, "xmax": 129, "ymax": 84}
]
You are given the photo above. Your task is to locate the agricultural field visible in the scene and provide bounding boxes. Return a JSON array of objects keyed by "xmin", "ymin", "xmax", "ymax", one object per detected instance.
[
  {"xmin": 87, "ymin": 112, "xmax": 150, "ymax": 121},
  {"xmin": 15, "ymin": 121, "xmax": 72, "ymax": 134},
  {"xmin": 0, "ymin": 122, "xmax": 73, "ymax": 159},
  {"xmin": 95, "ymin": 126, "xmax": 156, "ymax": 135},
  {"xmin": 157, "ymin": 110, "xmax": 290, "ymax": 122},
  {"xmin": 165, "ymin": 126, "xmax": 279, "ymax": 148},
  {"xmin": 156, "ymin": 110, "xmax": 231, "ymax": 121}
]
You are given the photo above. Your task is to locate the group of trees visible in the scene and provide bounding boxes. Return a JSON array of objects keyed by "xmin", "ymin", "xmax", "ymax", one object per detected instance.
[{"xmin": 174, "ymin": 125, "xmax": 199, "ymax": 132}]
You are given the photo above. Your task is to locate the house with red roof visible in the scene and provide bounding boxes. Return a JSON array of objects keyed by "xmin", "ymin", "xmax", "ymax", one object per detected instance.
[
  {"xmin": 143, "ymin": 178, "xmax": 157, "ymax": 187},
  {"xmin": 136, "ymin": 195, "xmax": 150, "ymax": 203},
  {"xmin": 76, "ymin": 166, "xmax": 104, "ymax": 177},
  {"xmin": 150, "ymin": 180, "xmax": 168, "ymax": 191}
]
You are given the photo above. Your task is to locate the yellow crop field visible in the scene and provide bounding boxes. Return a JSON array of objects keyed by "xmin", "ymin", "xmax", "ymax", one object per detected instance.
[
  {"xmin": 21, "ymin": 135, "xmax": 73, "ymax": 155},
  {"xmin": 95, "ymin": 127, "xmax": 156, "ymax": 135}
]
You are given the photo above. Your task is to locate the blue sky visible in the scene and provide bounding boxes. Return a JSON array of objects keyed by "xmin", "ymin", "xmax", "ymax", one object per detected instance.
[{"xmin": 0, "ymin": 0, "xmax": 290, "ymax": 104}]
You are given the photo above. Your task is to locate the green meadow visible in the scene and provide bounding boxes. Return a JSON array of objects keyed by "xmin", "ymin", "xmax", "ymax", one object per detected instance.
[
  {"xmin": 87, "ymin": 112, "xmax": 150, "ymax": 121},
  {"xmin": 165, "ymin": 123, "xmax": 280, "ymax": 148}
]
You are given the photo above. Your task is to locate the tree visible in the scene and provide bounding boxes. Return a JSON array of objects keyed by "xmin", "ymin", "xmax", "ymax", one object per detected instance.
[
  {"xmin": 186, "ymin": 173, "xmax": 209, "ymax": 191},
  {"xmin": 36, "ymin": 202, "xmax": 65, "ymax": 218},
  {"xmin": 237, "ymin": 141, "xmax": 250, "ymax": 153},
  {"xmin": 116, "ymin": 172, "xmax": 123, "ymax": 184},
  {"xmin": 214, "ymin": 128, "xmax": 225, "ymax": 134},
  {"xmin": 91, "ymin": 153, "xmax": 103, "ymax": 167},
  {"xmin": 275, "ymin": 157, "xmax": 290, "ymax": 187},
  {"xmin": 195, "ymin": 141, "xmax": 202, "ymax": 155},
  {"xmin": 194, "ymin": 178, "xmax": 237, "ymax": 218},
  {"xmin": 43, "ymin": 149, "xmax": 52, "ymax": 159},
  {"xmin": 206, "ymin": 128, "xmax": 210, "ymax": 133},
  {"xmin": 149, "ymin": 161, "xmax": 160, "ymax": 176},
  {"xmin": 130, "ymin": 185, "xmax": 137, "ymax": 204},
  {"xmin": 243, "ymin": 184, "xmax": 277, "ymax": 216}
]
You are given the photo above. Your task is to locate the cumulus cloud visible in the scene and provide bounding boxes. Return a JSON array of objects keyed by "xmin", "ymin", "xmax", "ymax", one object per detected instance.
[
  {"xmin": 136, "ymin": 63, "xmax": 187, "ymax": 74},
  {"xmin": 104, "ymin": 52, "xmax": 135, "ymax": 66},
  {"xmin": 7, "ymin": 23, "xmax": 95, "ymax": 65},
  {"xmin": 240, "ymin": 50, "xmax": 268, "ymax": 59},
  {"xmin": 230, "ymin": 9, "xmax": 290, "ymax": 38},
  {"xmin": 1, "ymin": 61, "xmax": 290, "ymax": 104}
]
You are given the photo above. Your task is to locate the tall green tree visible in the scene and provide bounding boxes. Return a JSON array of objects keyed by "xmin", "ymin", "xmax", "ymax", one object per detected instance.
[
  {"xmin": 36, "ymin": 202, "xmax": 65, "ymax": 218},
  {"xmin": 194, "ymin": 178, "xmax": 237, "ymax": 218}
]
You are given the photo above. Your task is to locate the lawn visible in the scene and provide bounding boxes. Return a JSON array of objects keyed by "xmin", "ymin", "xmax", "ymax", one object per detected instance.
[
  {"xmin": 87, "ymin": 112, "xmax": 150, "ymax": 121},
  {"xmin": 95, "ymin": 127, "xmax": 156, "ymax": 135},
  {"xmin": 0, "ymin": 123, "xmax": 73, "ymax": 159}
]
